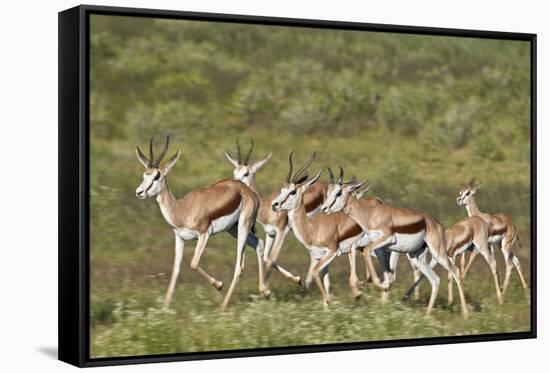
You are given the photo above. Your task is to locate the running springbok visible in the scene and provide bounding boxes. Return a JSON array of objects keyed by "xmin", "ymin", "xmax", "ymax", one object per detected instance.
[
  {"xmin": 271, "ymin": 152, "xmax": 392, "ymax": 304},
  {"xmin": 404, "ymin": 215, "xmax": 503, "ymax": 304},
  {"xmin": 224, "ymin": 140, "xmax": 327, "ymax": 287},
  {"xmin": 320, "ymin": 172, "xmax": 469, "ymax": 317},
  {"xmin": 456, "ymin": 178, "xmax": 528, "ymax": 295},
  {"xmin": 347, "ymin": 178, "xmax": 424, "ymax": 301},
  {"xmin": 135, "ymin": 137, "xmax": 268, "ymax": 311}
]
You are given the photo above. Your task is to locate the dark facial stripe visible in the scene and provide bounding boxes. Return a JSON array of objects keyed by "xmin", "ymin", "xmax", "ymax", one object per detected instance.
[
  {"xmin": 277, "ymin": 189, "xmax": 294, "ymax": 208},
  {"xmin": 143, "ymin": 171, "xmax": 160, "ymax": 194}
]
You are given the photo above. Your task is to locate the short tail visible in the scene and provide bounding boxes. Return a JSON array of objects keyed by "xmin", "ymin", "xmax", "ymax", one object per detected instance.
[{"xmin": 515, "ymin": 233, "xmax": 522, "ymax": 250}]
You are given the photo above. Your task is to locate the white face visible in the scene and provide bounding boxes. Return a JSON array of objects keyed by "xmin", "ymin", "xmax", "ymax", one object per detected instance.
[
  {"xmin": 321, "ymin": 183, "xmax": 349, "ymax": 213},
  {"xmin": 271, "ymin": 183, "xmax": 300, "ymax": 212},
  {"xmin": 136, "ymin": 168, "xmax": 163, "ymax": 199},
  {"xmin": 456, "ymin": 187, "xmax": 474, "ymax": 206},
  {"xmin": 226, "ymin": 152, "xmax": 271, "ymax": 187},
  {"xmin": 232, "ymin": 165, "xmax": 252, "ymax": 186}
]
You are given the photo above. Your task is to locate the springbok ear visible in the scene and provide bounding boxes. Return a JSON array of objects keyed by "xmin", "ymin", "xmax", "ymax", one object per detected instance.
[
  {"xmin": 300, "ymin": 170, "xmax": 322, "ymax": 191},
  {"xmin": 353, "ymin": 181, "xmax": 372, "ymax": 199},
  {"xmin": 250, "ymin": 152, "xmax": 272, "ymax": 173},
  {"xmin": 348, "ymin": 179, "xmax": 369, "ymax": 194},
  {"xmin": 468, "ymin": 177, "xmax": 481, "ymax": 194},
  {"xmin": 135, "ymin": 146, "xmax": 150, "ymax": 168},
  {"xmin": 161, "ymin": 150, "xmax": 181, "ymax": 174},
  {"xmin": 224, "ymin": 151, "xmax": 239, "ymax": 167}
]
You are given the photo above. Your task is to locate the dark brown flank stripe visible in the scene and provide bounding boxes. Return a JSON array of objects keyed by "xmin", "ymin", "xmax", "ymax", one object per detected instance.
[
  {"xmin": 338, "ymin": 222, "xmax": 363, "ymax": 241},
  {"xmin": 304, "ymin": 193, "xmax": 323, "ymax": 213},
  {"xmin": 209, "ymin": 193, "xmax": 242, "ymax": 220},
  {"xmin": 490, "ymin": 225, "xmax": 508, "ymax": 236},
  {"xmin": 452, "ymin": 233, "xmax": 473, "ymax": 251},
  {"xmin": 391, "ymin": 219, "xmax": 426, "ymax": 234}
]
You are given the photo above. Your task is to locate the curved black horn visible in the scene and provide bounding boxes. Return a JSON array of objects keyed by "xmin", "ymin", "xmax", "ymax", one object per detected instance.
[
  {"xmin": 338, "ymin": 166, "xmax": 344, "ymax": 184},
  {"xmin": 154, "ymin": 136, "xmax": 170, "ymax": 167},
  {"xmin": 328, "ymin": 167, "xmax": 335, "ymax": 184},
  {"xmin": 236, "ymin": 139, "xmax": 242, "ymax": 164},
  {"xmin": 292, "ymin": 152, "xmax": 317, "ymax": 183},
  {"xmin": 245, "ymin": 139, "xmax": 254, "ymax": 165},
  {"xmin": 286, "ymin": 151, "xmax": 294, "ymax": 183},
  {"xmin": 136, "ymin": 145, "xmax": 151, "ymax": 167},
  {"xmin": 149, "ymin": 137, "xmax": 154, "ymax": 167}
]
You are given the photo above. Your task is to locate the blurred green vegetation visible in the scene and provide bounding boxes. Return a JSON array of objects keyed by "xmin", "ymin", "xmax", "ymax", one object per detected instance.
[{"xmin": 89, "ymin": 15, "xmax": 531, "ymax": 357}]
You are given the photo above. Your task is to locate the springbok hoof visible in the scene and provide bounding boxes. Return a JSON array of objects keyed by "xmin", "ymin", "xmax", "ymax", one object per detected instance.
[
  {"xmin": 293, "ymin": 276, "xmax": 302, "ymax": 286},
  {"xmin": 261, "ymin": 289, "xmax": 271, "ymax": 298},
  {"xmin": 214, "ymin": 281, "xmax": 223, "ymax": 291}
]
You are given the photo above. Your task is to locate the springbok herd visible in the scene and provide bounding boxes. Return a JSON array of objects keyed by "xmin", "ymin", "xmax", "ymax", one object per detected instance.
[{"xmin": 135, "ymin": 137, "xmax": 529, "ymax": 319}]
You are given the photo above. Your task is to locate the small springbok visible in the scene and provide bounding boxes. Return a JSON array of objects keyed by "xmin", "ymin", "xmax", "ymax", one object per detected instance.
[
  {"xmin": 321, "ymin": 172, "xmax": 469, "ymax": 317},
  {"xmin": 224, "ymin": 140, "xmax": 327, "ymax": 287},
  {"xmin": 271, "ymin": 152, "xmax": 392, "ymax": 304},
  {"xmin": 135, "ymin": 137, "xmax": 268, "ymax": 311},
  {"xmin": 456, "ymin": 178, "xmax": 528, "ymax": 296},
  {"xmin": 404, "ymin": 215, "xmax": 503, "ymax": 305}
]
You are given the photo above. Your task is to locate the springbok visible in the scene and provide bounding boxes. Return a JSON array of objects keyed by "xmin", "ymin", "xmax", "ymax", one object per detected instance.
[
  {"xmin": 404, "ymin": 215, "xmax": 503, "ymax": 305},
  {"xmin": 135, "ymin": 137, "xmax": 268, "ymax": 311},
  {"xmin": 224, "ymin": 140, "xmax": 328, "ymax": 287},
  {"xmin": 320, "ymin": 172, "xmax": 469, "ymax": 317},
  {"xmin": 456, "ymin": 178, "xmax": 528, "ymax": 295},
  {"xmin": 347, "ymin": 176, "xmax": 425, "ymax": 300},
  {"xmin": 271, "ymin": 152, "xmax": 392, "ymax": 304}
]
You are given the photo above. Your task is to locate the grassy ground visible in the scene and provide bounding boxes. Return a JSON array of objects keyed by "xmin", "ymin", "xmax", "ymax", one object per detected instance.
[{"xmin": 90, "ymin": 227, "xmax": 531, "ymax": 358}]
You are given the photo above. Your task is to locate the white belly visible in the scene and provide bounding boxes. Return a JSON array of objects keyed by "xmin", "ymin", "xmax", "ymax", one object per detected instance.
[
  {"xmin": 262, "ymin": 223, "xmax": 277, "ymax": 237},
  {"xmin": 337, "ymin": 232, "xmax": 370, "ymax": 256},
  {"xmin": 176, "ymin": 227, "xmax": 199, "ymax": 240},
  {"xmin": 309, "ymin": 246, "xmax": 329, "ymax": 260},
  {"xmin": 488, "ymin": 234, "xmax": 503, "ymax": 244},
  {"xmin": 368, "ymin": 230, "xmax": 426, "ymax": 253},
  {"xmin": 386, "ymin": 230, "xmax": 426, "ymax": 253},
  {"xmin": 453, "ymin": 241, "xmax": 473, "ymax": 258},
  {"xmin": 209, "ymin": 207, "xmax": 241, "ymax": 235}
]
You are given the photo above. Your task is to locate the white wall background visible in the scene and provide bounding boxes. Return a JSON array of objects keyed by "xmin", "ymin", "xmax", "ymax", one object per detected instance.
[{"xmin": 0, "ymin": 0, "xmax": 546, "ymax": 371}]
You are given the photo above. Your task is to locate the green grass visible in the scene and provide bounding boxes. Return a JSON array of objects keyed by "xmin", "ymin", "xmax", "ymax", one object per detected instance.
[{"xmin": 90, "ymin": 231, "xmax": 531, "ymax": 358}]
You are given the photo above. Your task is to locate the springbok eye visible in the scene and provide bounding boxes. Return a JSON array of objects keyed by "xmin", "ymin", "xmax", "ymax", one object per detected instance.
[
  {"xmin": 289, "ymin": 189, "xmax": 297, "ymax": 195},
  {"xmin": 336, "ymin": 190, "xmax": 342, "ymax": 197},
  {"xmin": 154, "ymin": 172, "xmax": 161, "ymax": 181},
  {"xmin": 243, "ymin": 171, "xmax": 249, "ymax": 177}
]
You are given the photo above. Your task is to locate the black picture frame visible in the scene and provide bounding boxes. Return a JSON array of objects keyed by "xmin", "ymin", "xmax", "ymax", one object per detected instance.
[{"xmin": 58, "ymin": 4, "xmax": 537, "ymax": 368}]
